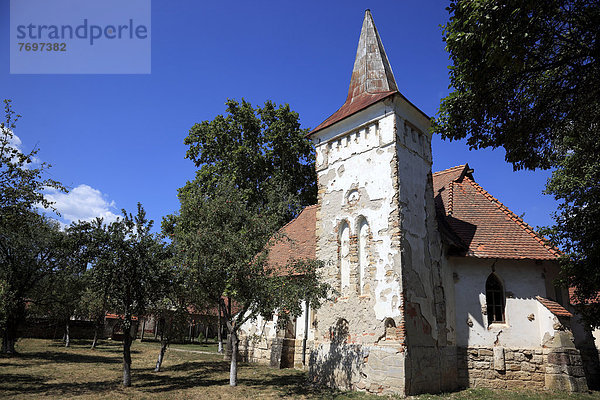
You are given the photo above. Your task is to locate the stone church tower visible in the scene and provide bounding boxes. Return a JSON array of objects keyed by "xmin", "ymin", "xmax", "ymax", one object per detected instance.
[{"xmin": 307, "ymin": 10, "xmax": 457, "ymax": 395}]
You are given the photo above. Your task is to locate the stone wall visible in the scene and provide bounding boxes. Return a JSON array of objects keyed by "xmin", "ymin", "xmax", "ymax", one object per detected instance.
[
  {"xmin": 457, "ymin": 346, "xmax": 588, "ymax": 391},
  {"xmin": 239, "ymin": 336, "xmax": 306, "ymax": 369},
  {"xmin": 309, "ymin": 342, "xmax": 406, "ymax": 395}
]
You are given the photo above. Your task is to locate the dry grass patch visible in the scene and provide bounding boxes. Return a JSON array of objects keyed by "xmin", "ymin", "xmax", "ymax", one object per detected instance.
[
  {"xmin": 0, "ymin": 338, "xmax": 371, "ymax": 399},
  {"xmin": 1, "ymin": 339, "xmax": 599, "ymax": 400}
]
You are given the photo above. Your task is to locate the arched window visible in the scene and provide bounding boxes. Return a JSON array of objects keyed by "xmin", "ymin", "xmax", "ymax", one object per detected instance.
[
  {"xmin": 357, "ymin": 217, "xmax": 369, "ymax": 295},
  {"xmin": 485, "ymin": 273, "xmax": 505, "ymax": 324},
  {"xmin": 339, "ymin": 221, "xmax": 350, "ymax": 291}
]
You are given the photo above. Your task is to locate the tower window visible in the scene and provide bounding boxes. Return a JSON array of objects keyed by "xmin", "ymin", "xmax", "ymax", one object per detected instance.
[
  {"xmin": 485, "ymin": 273, "xmax": 505, "ymax": 324},
  {"xmin": 339, "ymin": 221, "xmax": 350, "ymax": 291},
  {"xmin": 358, "ymin": 217, "xmax": 369, "ymax": 295}
]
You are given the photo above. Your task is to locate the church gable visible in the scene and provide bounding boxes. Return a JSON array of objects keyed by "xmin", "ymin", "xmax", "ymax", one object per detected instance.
[{"xmin": 433, "ymin": 164, "xmax": 560, "ymax": 260}]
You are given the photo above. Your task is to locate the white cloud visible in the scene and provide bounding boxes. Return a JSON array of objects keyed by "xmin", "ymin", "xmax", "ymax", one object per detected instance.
[
  {"xmin": 44, "ymin": 184, "xmax": 120, "ymax": 225},
  {"xmin": 2, "ymin": 128, "xmax": 40, "ymax": 167}
]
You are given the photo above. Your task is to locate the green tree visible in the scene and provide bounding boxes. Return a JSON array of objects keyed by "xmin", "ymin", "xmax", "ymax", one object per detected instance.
[
  {"xmin": 184, "ymin": 99, "xmax": 317, "ymax": 226},
  {"xmin": 29, "ymin": 222, "xmax": 92, "ymax": 347},
  {"xmin": 434, "ymin": 1, "xmax": 600, "ymax": 324},
  {"xmin": 78, "ymin": 284, "xmax": 107, "ymax": 349},
  {"xmin": 168, "ymin": 182, "xmax": 329, "ymax": 386},
  {"xmin": 0, "ymin": 99, "xmax": 66, "ymax": 354},
  {"xmin": 174, "ymin": 99, "xmax": 326, "ymax": 386},
  {"xmin": 92, "ymin": 204, "xmax": 170, "ymax": 387}
]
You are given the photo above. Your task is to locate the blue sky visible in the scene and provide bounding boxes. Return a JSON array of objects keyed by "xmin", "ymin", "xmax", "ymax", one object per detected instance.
[{"xmin": 0, "ymin": 0, "xmax": 557, "ymax": 231}]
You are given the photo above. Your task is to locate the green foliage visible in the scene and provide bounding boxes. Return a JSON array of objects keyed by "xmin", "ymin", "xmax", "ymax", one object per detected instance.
[
  {"xmin": 435, "ymin": 1, "xmax": 598, "ymax": 170},
  {"xmin": 435, "ymin": 1, "xmax": 600, "ymax": 325},
  {"xmin": 183, "ymin": 98, "xmax": 316, "ymax": 225},
  {"xmin": 91, "ymin": 204, "xmax": 170, "ymax": 325},
  {"xmin": 540, "ymin": 129, "xmax": 600, "ymax": 326},
  {"xmin": 28, "ymin": 222, "xmax": 94, "ymax": 326},
  {"xmin": 0, "ymin": 99, "xmax": 68, "ymax": 352},
  {"xmin": 172, "ymin": 100, "xmax": 329, "ymax": 384}
]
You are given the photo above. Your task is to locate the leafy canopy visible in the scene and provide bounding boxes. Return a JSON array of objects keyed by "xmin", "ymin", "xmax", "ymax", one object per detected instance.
[
  {"xmin": 435, "ymin": 0, "xmax": 598, "ymax": 170},
  {"xmin": 184, "ymin": 98, "xmax": 316, "ymax": 224},
  {"xmin": 435, "ymin": 0, "xmax": 600, "ymax": 325},
  {"xmin": 0, "ymin": 99, "xmax": 66, "ymax": 352}
]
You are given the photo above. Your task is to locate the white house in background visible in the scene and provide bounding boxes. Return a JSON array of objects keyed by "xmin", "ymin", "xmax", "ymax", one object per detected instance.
[{"xmin": 238, "ymin": 10, "xmax": 599, "ymax": 396}]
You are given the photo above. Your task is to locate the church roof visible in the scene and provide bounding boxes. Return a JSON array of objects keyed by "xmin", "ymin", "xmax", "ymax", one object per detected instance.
[
  {"xmin": 433, "ymin": 165, "xmax": 560, "ymax": 260},
  {"xmin": 310, "ymin": 10, "xmax": 427, "ymax": 135},
  {"xmin": 267, "ymin": 205, "xmax": 316, "ymax": 269},
  {"xmin": 267, "ymin": 166, "xmax": 559, "ymax": 269}
]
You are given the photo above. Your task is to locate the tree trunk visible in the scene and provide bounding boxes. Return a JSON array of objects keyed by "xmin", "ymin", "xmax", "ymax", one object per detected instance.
[
  {"xmin": 1, "ymin": 320, "xmax": 17, "ymax": 354},
  {"xmin": 155, "ymin": 337, "xmax": 168, "ymax": 372},
  {"xmin": 123, "ymin": 331, "xmax": 132, "ymax": 387},
  {"xmin": 140, "ymin": 318, "xmax": 146, "ymax": 342},
  {"xmin": 1, "ymin": 307, "xmax": 21, "ymax": 354},
  {"xmin": 217, "ymin": 302, "xmax": 223, "ymax": 353},
  {"xmin": 229, "ymin": 329, "xmax": 239, "ymax": 387},
  {"xmin": 91, "ymin": 323, "xmax": 99, "ymax": 349},
  {"xmin": 65, "ymin": 319, "xmax": 71, "ymax": 348}
]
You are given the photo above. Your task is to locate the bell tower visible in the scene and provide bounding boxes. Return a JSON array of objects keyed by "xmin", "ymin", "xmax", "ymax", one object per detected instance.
[{"xmin": 308, "ymin": 10, "xmax": 457, "ymax": 395}]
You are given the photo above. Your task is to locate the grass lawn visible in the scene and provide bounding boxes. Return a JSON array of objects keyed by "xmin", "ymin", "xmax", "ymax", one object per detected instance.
[{"xmin": 0, "ymin": 338, "xmax": 599, "ymax": 399}]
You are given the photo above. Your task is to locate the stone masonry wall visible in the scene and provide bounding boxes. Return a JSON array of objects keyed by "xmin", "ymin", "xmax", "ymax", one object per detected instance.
[
  {"xmin": 458, "ymin": 346, "xmax": 588, "ymax": 391},
  {"xmin": 238, "ymin": 336, "xmax": 307, "ymax": 369},
  {"xmin": 309, "ymin": 341, "xmax": 406, "ymax": 395}
]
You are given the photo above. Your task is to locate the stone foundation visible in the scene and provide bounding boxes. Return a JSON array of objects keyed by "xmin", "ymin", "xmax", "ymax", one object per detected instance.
[
  {"xmin": 458, "ymin": 346, "xmax": 588, "ymax": 392},
  {"xmin": 308, "ymin": 342, "xmax": 406, "ymax": 395},
  {"xmin": 238, "ymin": 336, "xmax": 306, "ymax": 369}
]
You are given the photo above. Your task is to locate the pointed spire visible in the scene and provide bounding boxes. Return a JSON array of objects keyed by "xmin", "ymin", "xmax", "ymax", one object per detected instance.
[
  {"xmin": 310, "ymin": 10, "xmax": 399, "ymax": 135},
  {"xmin": 346, "ymin": 10, "xmax": 398, "ymax": 102}
]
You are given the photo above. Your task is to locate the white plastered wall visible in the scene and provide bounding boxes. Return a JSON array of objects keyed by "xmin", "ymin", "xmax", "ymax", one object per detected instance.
[{"xmin": 450, "ymin": 257, "xmax": 560, "ymax": 348}]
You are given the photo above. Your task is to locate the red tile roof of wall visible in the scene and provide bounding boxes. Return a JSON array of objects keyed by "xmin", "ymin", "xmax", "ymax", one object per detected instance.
[
  {"xmin": 433, "ymin": 165, "xmax": 560, "ymax": 260},
  {"xmin": 536, "ymin": 296, "xmax": 573, "ymax": 317},
  {"xmin": 267, "ymin": 205, "xmax": 317, "ymax": 270}
]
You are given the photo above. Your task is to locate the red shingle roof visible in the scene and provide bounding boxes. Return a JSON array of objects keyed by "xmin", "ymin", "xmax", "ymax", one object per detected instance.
[
  {"xmin": 310, "ymin": 91, "xmax": 397, "ymax": 135},
  {"xmin": 536, "ymin": 296, "xmax": 573, "ymax": 318},
  {"xmin": 267, "ymin": 205, "xmax": 317, "ymax": 269},
  {"xmin": 433, "ymin": 165, "xmax": 560, "ymax": 260},
  {"xmin": 569, "ymin": 287, "xmax": 600, "ymax": 305}
]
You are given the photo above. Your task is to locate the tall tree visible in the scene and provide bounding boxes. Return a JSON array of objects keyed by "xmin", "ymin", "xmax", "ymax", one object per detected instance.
[
  {"xmin": 29, "ymin": 222, "xmax": 92, "ymax": 347},
  {"xmin": 92, "ymin": 204, "xmax": 170, "ymax": 386},
  {"xmin": 170, "ymin": 99, "xmax": 328, "ymax": 386},
  {"xmin": 168, "ymin": 182, "xmax": 329, "ymax": 386},
  {"xmin": 0, "ymin": 99, "xmax": 66, "ymax": 354},
  {"xmin": 434, "ymin": 1, "xmax": 600, "ymax": 324}
]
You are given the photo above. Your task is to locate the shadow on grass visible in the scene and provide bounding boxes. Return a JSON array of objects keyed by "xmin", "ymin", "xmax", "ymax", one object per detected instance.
[
  {"xmin": 136, "ymin": 360, "xmax": 351, "ymax": 399},
  {"xmin": 17, "ymin": 350, "xmax": 122, "ymax": 364},
  {"xmin": 240, "ymin": 372, "xmax": 352, "ymax": 399},
  {"xmin": 1, "ymin": 346, "xmax": 355, "ymax": 399},
  {"xmin": 0, "ymin": 373, "xmax": 121, "ymax": 397}
]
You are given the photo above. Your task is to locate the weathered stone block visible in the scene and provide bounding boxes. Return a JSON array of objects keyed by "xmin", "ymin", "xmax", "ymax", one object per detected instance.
[
  {"xmin": 474, "ymin": 361, "xmax": 490, "ymax": 369},
  {"xmin": 521, "ymin": 362, "xmax": 536, "ymax": 372},
  {"xmin": 547, "ymin": 352, "xmax": 570, "ymax": 365}
]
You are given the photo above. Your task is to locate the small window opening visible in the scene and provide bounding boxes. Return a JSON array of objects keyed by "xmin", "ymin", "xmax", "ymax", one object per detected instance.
[{"xmin": 486, "ymin": 273, "xmax": 505, "ymax": 324}]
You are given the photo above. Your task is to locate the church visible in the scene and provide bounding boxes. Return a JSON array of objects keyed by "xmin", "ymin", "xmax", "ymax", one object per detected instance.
[{"xmin": 238, "ymin": 10, "xmax": 599, "ymax": 395}]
